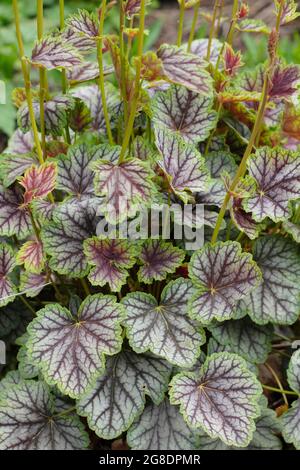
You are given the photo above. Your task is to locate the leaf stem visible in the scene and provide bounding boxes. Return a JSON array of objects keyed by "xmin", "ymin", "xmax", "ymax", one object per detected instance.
[
  {"xmin": 37, "ymin": 0, "xmax": 46, "ymax": 157},
  {"xmin": 177, "ymin": 0, "xmax": 185, "ymax": 47},
  {"xmin": 97, "ymin": 0, "xmax": 114, "ymax": 145},
  {"xmin": 214, "ymin": 0, "xmax": 239, "ymax": 75},
  {"xmin": 265, "ymin": 363, "xmax": 289, "ymax": 407},
  {"xmin": 262, "ymin": 384, "xmax": 298, "ymax": 397},
  {"xmin": 187, "ymin": 1, "xmax": 201, "ymax": 52},
  {"xmin": 80, "ymin": 278, "xmax": 91, "ymax": 297},
  {"xmin": 19, "ymin": 294, "xmax": 36, "ymax": 316},
  {"xmin": 53, "ymin": 406, "xmax": 77, "ymax": 418},
  {"xmin": 206, "ymin": 0, "xmax": 220, "ymax": 61},
  {"xmin": 118, "ymin": 0, "xmax": 146, "ymax": 164},
  {"xmin": 59, "ymin": 0, "xmax": 71, "ymax": 145},
  {"xmin": 119, "ymin": 2, "xmax": 128, "ymax": 123}
]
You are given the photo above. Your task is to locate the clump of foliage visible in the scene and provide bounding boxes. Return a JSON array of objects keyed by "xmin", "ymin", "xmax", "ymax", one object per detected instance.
[{"xmin": 0, "ymin": 0, "xmax": 300, "ymax": 450}]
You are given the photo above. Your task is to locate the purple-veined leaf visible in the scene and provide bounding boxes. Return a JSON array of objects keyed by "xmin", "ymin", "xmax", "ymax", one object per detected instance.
[
  {"xmin": 0, "ymin": 244, "xmax": 16, "ymax": 307},
  {"xmin": 137, "ymin": 239, "xmax": 185, "ymax": 283},
  {"xmin": 62, "ymin": 28, "xmax": 97, "ymax": 54},
  {"xmin": 0, "ymin": 185, "xmax": 31, "ymax": 238},
  {"xmin": 151, "ymin": 85, "xmax": 217, "ymax": 144},
  {"xmin": 41, "ymin": 200, "xmax": 98, "ymax": 277},
  {"xmin": 0, "ymin": 153, "xmax": 38, "ymax": 188},
  {"xmin": 31, "ymin": 36, "xmax": 83, "ymax": 70},
  {"xmin": 157, "ymin": 44, "xmax": 212, "ymax": 94},
  {"xmin": 275, "ymin": 0, "xmax": 300, "ymax": 25},
  {"xmin": 31, "ymin": 199, "xmax": 57, "ymax": 223},
  {"xmin": 71, "ymin": 84, "xmax": 119, "ymax": 133},
  {"xmin": 56, "ymin": 143, "xmax": 98, "ymax": 201},
  {"xmin": 239, "ymin": 235, "xmax": 300, "ymax": 325},
  {"xmin": 16, "ymin": 334, "xmax": 40, "ymax": 380},
  {"xmin": 84, "ymin": 237, "xmax": 136, "ymax": 292},
  {"xmin": 124, "ymin": 0, "xmax": 151, "ymax": 19},
  {"xmin": 231, "ymin": 196, "xmax": 261, "ymax": 240},
  {"xmin": 243, "ymin": 147, "xmax": 300, "ymax": 222},
  {"xmin": 235, "ymin": 19, "xmax": 270, "ymax": 34},
  {"xmin": 89, "ymin": 143, "xmax": 121, "ymax": 165},
  {"xmin": 66, "ymin": 9, "xmax": 99, "ymax": 38},
  {"xmin": 223, "ymin": 45, "xmax": 243, "ymax": 77},
  {"xmin": 281, "ymin": 350, "xmax": 300, "ymax": 449},
  {"xmin": 122, "ymin": 278, "xmax": 205, "ymax": 367},
  {"xmin": 68, "ymin": 98, "xmax": 92, "ymax": 132},
  {"xmin": 154, "ymin": 128, "xmax": 210, "ymax": 201},
  {"xmin": 6, "ymin": 129, "xmax": 34, "ymax": 154},
  {"xmin": 188, "ymin": 241, "xmax": 261, "ymax": 324},
  {"xmin": 16, "ymin": 240, "xmax": 45, "ymax": 274},
  {"xmin": 197, "ymin": 150, "xmax": 237, "ymax": 206},
  {"xmin": 18, "ymin": 95, "xmax": 75, "ymax": 136},
  {"xmin": 132, "ymin": 136, "xmax": 157, "ymax": 162},
  {"xmin": 283, "ymin": 219, "xmax": 300, "ymax": 242},
  {"xmin": 45, "ymin": 141, "xmax": 69, "ymax": 159},
  {"xmin": 27, "ymin": 295, "xmax": 124, "ymax": 398},
  {"xmin": 169, "ymin": 352, "xmax": 262, "ymax": 447},
  {"xmin": 66, "ymin": 62, "xmax": 100, "ymax": 83},
  {"xmin": 93, "ymin": 158, "xmax": 156, "ymax": 223},
  {"xmin": 19, "ymin": 162, "xmax": 57, "ymax": 205},
  {"xmin": 0, "ymin": 380, "xmax": 89, "ymax": 450},
  {"xmin": 127, "ymin": 398, "xmax": 198, "ymax": 450},
  {"xmin": 269, "ymin": 64, "xmax": 300, "ymax": 100},
  {"xmin": 208, "ymin": 317, "xmax": 273, "ymax": 364},
  {"xmin": 19, "ymin": 271, "xmax": 49, "ymax": 298},
  {"xmin": 205, "ymin": 338, "xmax": 258, "ymax": 376},
  {"xmin": 189, "ymin": 39, "xmax": 222, "ymax": 66},
  {"xmin": 76, "ymin": 350, "xmax": 171, "ymax": 439}
]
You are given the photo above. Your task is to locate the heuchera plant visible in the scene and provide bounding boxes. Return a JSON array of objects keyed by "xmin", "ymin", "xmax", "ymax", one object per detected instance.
[{"xmin": 0, "ymin": 0, "xmax": 300, "ymax": 451}]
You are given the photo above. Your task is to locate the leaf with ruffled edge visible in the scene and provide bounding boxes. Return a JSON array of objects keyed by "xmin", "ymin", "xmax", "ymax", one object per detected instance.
[
  {"xmin": 281, "ymin": 349, "xmax": 300, "ymax": 449},
  {"xmin": 169, "ymin": 352, "xmax": 262, "ymax": 447},
  {"xmin": 0, "ymin": 153, "xmax": 38, "ymax": 188},
  {"xmin": 235, "ymin": 19, "xmax": 270, "ymax": 34},
  {"xmin": 62, "ymin": 28, "xmax": 96, "ymax": 55},
  {"xmin": 137, "ymin": 239, "xmax": 185, "ymax": 283},
  {"xmin": 154, "ymin": 128, "xmax": 210, "ymax": 201},
  {"xmin": 0, "ymin": 244, "xmax": 16, "ymax": 307},
  {"xmin": 16, "ymin": 334, "xmax": 39, "ymax": 380},
  {"xmin": 16, "ymin": 240, "xmax": 45, "ymax": 274},
  {"xmin": 0, "ymin": 185, "xmax": 31, "ymax": 238},
  {"xmin": 127, "ymin": 398, "xmax": 198, "ymax": 450},
  {"xmin": 157, "ymin": 44, "xmax": 212, "ymax": 94},
  {"xmin": 6, "ymin": 129, "xmax": 34, "ymax": 154},
  {"xmin": 243, "ymin": 147, "xmax": 300, "ymax": 222},
  {"xmin": 84, "ymin": 237, "xmax": 137, "ymax": 292},
  {"xmin": 283, "ymin": 220, "xmax": 300, "ymax": 242},
  {"xmin": 189, "ymin": 39, "xmax": 222, "ymax": 65},
  {"xmin": 122, "ymin": 278, "xmax": 205, "ymax": 367},
  {"xmin": 31, "ymin": 36, "xmax": 83, "ymax": 70},
  {"xmin": 93, "ymin": 158, "xmax": 156, "ymax": 223},
  {"xmin": 27, "ymin": 295, "xmax": 124, "ymax": 398},
  {"xmin": 19, "ymin": 271, "xmax": 49, "ymax": 298},
  {"xmin": 66, "ymin": 62, "xmax": 100, "ymax": 84},
  {"xmin": 66, "ymin": 9, "xmax": 99, "ymax": 38},
  {"xmin": 41, "ymin": 200, "xmax": 97, "ymax": 277},
  {"xmin": 239, "ymin": 235, "xmax": 300, "ymax": 325},
  {"xmin": 208, "ymin": 317, "xmax": 273, "ymax": 364},
  {"xmin": 18, "ymin": 95, "xmax": 75, "ymax": 136},
  {"xmin": 0, "ymin": 380, "xmax": 89, "ymax": 449},
  {"xmin": 188, "ymin": 241, "xmax": 261, "ymax": 324},
  {"xmin": 76, "ymin": 350, "xmax": 171, "ymax": 439},
  {"xmin": 151, "ymin": 85, "xmax": 217, "ymax": 144}
]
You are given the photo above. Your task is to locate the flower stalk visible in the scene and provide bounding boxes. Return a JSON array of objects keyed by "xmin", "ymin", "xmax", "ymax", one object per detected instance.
[{"xmin": 187, "ymin": 1, "xmax": 201, "ymax": 52}]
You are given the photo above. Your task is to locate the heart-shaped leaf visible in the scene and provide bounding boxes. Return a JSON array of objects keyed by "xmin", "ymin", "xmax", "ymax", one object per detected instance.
[
  {"xmin": 31, "ymin": 36, "xmax": 83, "ymax": 70},
  {"xmin": 122, "ymin": 278, "xmax": 205, "ymax": 367},
  {"xmin": 0, "ymin": 185, "xmax": 31, "ymax": 238},
  {"xmin": 239, "ymin": 235, "xmax": 300, "ymax": 324},
  {"xmin": 137, "ymin": 239, "xmax": 185, "ymax": 283},
  {"xmin": 93, "ymin": 159, "xmax": 156, "ymax": 223},
  {"xmin": 18, "ymin": 95, "xmax": 75, "ymax": 136},
  {"xmin": 0, "ymin": 380, "xmax": 89, "ymax": 449},
  {"xmin": 208, "ymin": 317, "xmax": 273, "ymax": 363},
  {"xmin": 27, "ymin": 294, "xmax": 124, "ymax": 398},
  {"xmin": 0, "ymin": 153, "xmax": 38, "ymax": 188},
  {"xmin": 41, "ymin": 200, "xmax": 97, "ymax": 277},
  {"xmin": 243, "ymin": 147, "xmax": 300, "ymax": 222},
  {"xmin": 16, "ymin": 240, "xmax": 45, "ymax": 274},
  {"xmin": 157, "ymin": 44, "xmax": 212, "ymax": 94},
  {"xmin": 151, "ymin": 85, "xmax": 217, "ymax": 144},
  {"xmin": 170, "ymin": 352, "xmax": 262, "ymax": 447},
  {"xmin": 6, "ymin": 129, "xmax": 34, "ymax": 154},
  {"xmin": 281, "ymin": 350, "xmax": 300, "ymax": 449},
  {"xmin": 269, "ymin": 64, "xmax": 300, "ymax": 100},
  {"xmin": 19, "ymin": 163, "xmax": 57, "ymax": 205},
  {"xmin": 77, "ymin": 350, "xmax": 171, "ymax": 439},
  {"xmin": 127, "ymin": 398, "xmax": 198, "ymax": 450},
  {"xmin": 189, "ymin": 241, "xmax": 261, "ymax": 324},
  {"xmin": 0, "ymin": 244, "xmax": 16, "ymax": 307},
  {"xmin": 84, "ymin": 237, "xmax": 137, "ymax": 292}
]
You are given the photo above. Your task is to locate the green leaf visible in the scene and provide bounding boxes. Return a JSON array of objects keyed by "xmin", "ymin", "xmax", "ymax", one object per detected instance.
[
  {"xmin": 240, "ymin": 236, "xmax": 300, "ymax": 325},
  {"xmin": 122, "ymin": 278, "xmax": 205, "ymax": 367},
  {"xmin": 137, "ymin": 239, "xmax": 185, "ymax": 283},
  {"xmin": 77, "ymin": 350, "xmax": 171, "ymax": 439},
  {"xmin": 31, "ymin": 36, "xmax": 83, "ymax": 70},
  {"xmin": 0, "ymin": 380, "xmax": 89, "ymax": 449},
  {"xmin": 281, "ymin": 349, "xmax": 300, "ymax": 449},
  {"xmin": 127, "ymin": 398, "xmax": 198, "ymax": 450},
  {"xmin": 27, "ymin": 295, "xmax": 124, "ymax": 398},
  {"xmin": 170, "ymin": 352, "xmax": 262, "ymax": 447},
  {"xmin": 189, "ymin": 241, "xmax": 261, "ymax": 324},
  {"xmin": 208, "ymin": 317, "xmax": 273, "ymax": 363}
]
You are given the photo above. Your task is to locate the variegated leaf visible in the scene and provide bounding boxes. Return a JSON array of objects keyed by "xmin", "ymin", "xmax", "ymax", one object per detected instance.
[
  {"xmin": 0, "ymin": 153, "xmax": 38, "ymax": 188},
  {"xmin": 281, "ymin": 350, "xmax": 300, "ymax": 449},
  {"xmin": 31, "ymin": 36, "xmax": 83, "ymax": 70},
  {"xmin": 19, "ymin": 163, "xmax": 57, "ymax": 205},
  {"xmin": 189, "ymin": 39, "xmax": 222, "ymax": 65},
  {"xmin": 0, "ymin": 185, "xmax": 31, "ymax": 238},
  {"xmin": 16, "ymin": 240, "xmax": 45, "ymax": 274},
  {"xmin": 0, "ymin": 244, "xmax": 16, "ymax": 307}
]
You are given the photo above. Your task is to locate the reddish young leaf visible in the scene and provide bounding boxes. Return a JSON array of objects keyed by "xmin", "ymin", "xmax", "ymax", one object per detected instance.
[
  {"xmin": 269, "ymin": 64, "xmax": 300, "ymax": 100},
  {"xmin": 16, "ymin": 240, "xmax": 45, "ymax": 274},
  {"xmin": 19, "ymin": 163, "xmax": 57, "ymax": 205},
  {"xmin": 224, "ymin": 45, "xmax": 243, "ymax": 77}
]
